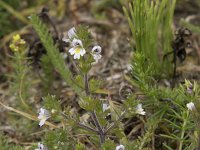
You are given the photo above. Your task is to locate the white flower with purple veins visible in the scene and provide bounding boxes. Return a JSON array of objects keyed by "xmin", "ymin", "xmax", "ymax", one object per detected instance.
[
  {"xmin": 135, "ymin": 104, "xmax": 146, "ymax": 115},
  {"xmin": 69, "ymin": 39, "xmax": 86, "ymax": 59},
  {"xmin": 35, "ymin": 143, "xmax": 48, "ymax": 150},
  {"xmin": 67, "ymin": 27, "xmax": 77, "ymax": 39},
  {"xmin": 62, "ymin": 27, "xmax": 77, "ymax": 43},
  {"xmin": 103, "ymin": 103, "xmax": 110, "ymax": 112},
  {"xmin": 186, "ymin": 102, "xmax": 196, "ymax": 111},
  {"xmin": 38, "ymin": 108, "xmax": 51, "ymax": 127},
  {"xmin": 116, "ymin": 144, "xmax": 125, "ymax": 150},
  {"xmin": 91, "ymin": 45, "xmax": 102, "ymax": 64}
]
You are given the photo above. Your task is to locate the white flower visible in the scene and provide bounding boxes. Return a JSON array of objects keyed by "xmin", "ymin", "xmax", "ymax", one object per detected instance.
[
  {"xmin": 69, "ymin": 39, "xmax": 86, "ymax": 59},
  {"xmin": 186, "ymin": 102, "xmax": 196, "ymax": 111},
  {"xmin": 35, "ymin": 143, "xmax": 48, "ymax": 150},
  {"xmin": 116, "ymin": 144, "xmax": 125, "ymax": 150},
  {"xmin": 103, "ymin": 103, "xmax": 110, "ymax": 112},
  {"xmin": 62, "ymin": 27, "xmax": 77, "ymax": 43},
  {"xmin": 67, "ymin": 27, "xmax": 76, "ymax": 39},
  {"xmin": 91, "ymin": 45, "xmax": 102, "ymax": 64},
  {"xmin": 135, "ymin": 104, "xmax": 146, "ymax": 115},
  {"xmin": 71, "ymin": 38, "xmax": 83, "ymax": 47},
  {"xmin": 38, "ymin": 108, "xmax": 51, "ymax": 127}
]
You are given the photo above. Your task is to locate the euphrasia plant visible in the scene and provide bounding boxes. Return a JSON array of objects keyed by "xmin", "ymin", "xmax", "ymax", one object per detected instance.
[{"xmin": 5, "ymin": 14, "xmax": 146, "ymax": 150}]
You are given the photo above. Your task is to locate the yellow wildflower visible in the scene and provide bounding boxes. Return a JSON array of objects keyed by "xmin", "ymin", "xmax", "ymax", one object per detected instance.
[{"xmin": 9, "ymin": 34, "xmax": 26, "ymax": 52}]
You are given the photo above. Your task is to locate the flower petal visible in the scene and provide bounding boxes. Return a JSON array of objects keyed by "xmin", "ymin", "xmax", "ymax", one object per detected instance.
[
  {"xmin": 62, "ymin": 38, "xmax": 70, "ymax": 43},
  {"xmin": 40, "ymin": 108, "xmax": 45, "ymax": 114},
  {"xmin": 103, "ymin": 103, "xmax": 110, "ymax": 112},
  {"xmin": 39, "ymin": 119, "xmax": 46, "ymax": 127},
  {"xmin": 72, "ymin": 39, "xmax": 83, "ymax": 47},
  {"xmin": 68, "ymin": 27, "xmax": 76, "ymax": 39},
  {"xmin": 92, "ymin": 45, "xmax": 102, "ymax": 54},
  {"xmin": 80, "ymin": 48, "xmax": 86, "ymax": 56},
  {"xmin": 116, "ymin": 145, "xmax": 125, "ymax": 150},
  {"xmin": 69, "ymin": 47, "xmax": 76, "ymax": 55},
  {"xmin": 74, "ymin": 53, "xmax": 81, "ymax": 59},
  {"xmin": 93, "ymin": 53, "xmax": 102, "ymax": 60},
  {"xmin": 186, "ymin": 102, "xmax": 195, "ymax": 111},
  {"xmin": 136, "ymin": 104, "xmax": 146, "ymax": 115}
]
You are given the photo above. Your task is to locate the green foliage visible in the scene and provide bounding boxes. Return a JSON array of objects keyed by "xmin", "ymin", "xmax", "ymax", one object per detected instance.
[
  {"xmin": 0, "ymin": 133, "xmax": 23, "ymax": 150},
  {"xmin": 130, "ymin": 44, "xmax": 200, "ymax": 149},
  {"xmin": 125, "ymin": 2, "xmax": 200, "ymax": 144},
  {"xmin": 89, "ymin": 78, "xmax": 103, "ymax": 93},
  {"xmin": 131, "ymin": 52, "xmax": 155, "ymax": 87},
  {"xmin": 79, "ymin": 96, "xmax": 101, "ymax": 111},
  {"xmin": 4, "ymin": 35, "xmax": 37, "ymax": 139},
  {"xmin": 159, "ymin": 82, "xmax": 200, "ymax": 149},
  {"xmin": 0, "ymin": 134, "xmax": 12, "ymax": 150},
  {"xmin": 75, "ymin": 143, "xmax": 86, "ymax": 150},
  {"xmin": 8, "ymin": 36, "xmax": 31, "ymax": 109},
  {"xmin": 123, "ymin": 95, "xmax": 142, "ymax": 117},
  {"xmin": 0, "ymin": 0, "xmax": 21, "ymax": 37},
  {"xmin": 30, "ymin": 14, "xmax": 82, "ymax": 95},
  {"xmin": 43, "ymin": 94, "xmax": 62, "ymax": 118},
  {"xmin": 44, "ymin": 129, "xmax": 73, "ymax": 150},
  {"xmin": 123, "ymin": 5, "xmax": 200, "ymax": 148},
  {"xmin": 40, "ymin": 55, "xmax": 55, "ymax": 95},
  {"xmin": 102, "ymin": 139, "xmax": 116, "ymax": 150},
  {"xmin": 123, "ymin": 0, "xmax": 176, "ymax": 77},
  {"xmin": 76, "ymin": 25, "xmax": 92, "ymax": 49}
]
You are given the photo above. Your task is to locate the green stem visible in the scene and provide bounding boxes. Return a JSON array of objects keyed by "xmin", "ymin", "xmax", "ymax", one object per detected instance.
[
  {"xmin": 16, "ymin": 52, "xmax": 30, "ymax": 109},
  {"xmin": 84, "ymin": 74, "xmax": 90, "ymax": 95},
  {"xmin": 84, "ymin": 73, "xmax": 105, "ymax": 145},
  {"xmin": 179, "ymin": 111, "xmax": 189, "ymax": 150}
]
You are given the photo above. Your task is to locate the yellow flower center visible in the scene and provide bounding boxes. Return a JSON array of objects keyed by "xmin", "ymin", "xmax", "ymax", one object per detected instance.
[{"xmin": 75, "ymin": 47, "xmax": 81, "ymax": 54}]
